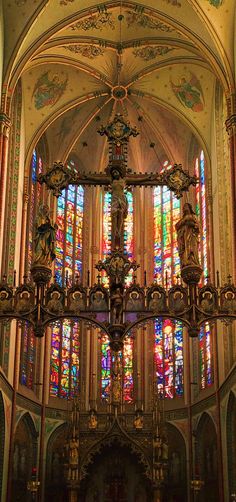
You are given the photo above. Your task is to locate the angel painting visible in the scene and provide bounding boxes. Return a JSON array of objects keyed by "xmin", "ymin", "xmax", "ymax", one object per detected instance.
[
  {"xmin": 171, "ymin": 73, "xmax": 204, "ymax": 112},
  {"xmin": 32, "ymin": 71, "xmax": 68, "ymax": 110},
  {"xmin": 208, "ymin": 0, "xmax": 223, "ymax": 6}
]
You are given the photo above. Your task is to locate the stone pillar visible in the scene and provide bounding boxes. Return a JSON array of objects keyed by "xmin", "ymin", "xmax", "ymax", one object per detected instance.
[
  {"xmin": 0, "ymin": 113, "xmax": 11, "ymax": 261},
  {"xmin": 225, "ymin": 91, "xmax": 236, "ymax": 279}
]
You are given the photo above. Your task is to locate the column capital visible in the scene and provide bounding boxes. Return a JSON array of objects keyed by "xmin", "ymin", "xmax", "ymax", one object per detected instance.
[
  {"xmin": 225, "ymin": 90, "xmax": 236, "ymax": 116},
  {"xmin": 225, "ymin": 114, "xmax": 236, "ymax": 137},
  {"xmin": 0, "ymin": 112, "xmax": 11, "ymax": 136}
]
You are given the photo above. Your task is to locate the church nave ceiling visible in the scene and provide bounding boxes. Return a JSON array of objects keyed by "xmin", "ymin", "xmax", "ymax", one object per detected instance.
[{"xmin": 2, "ymin": 0, "xmax": 235, "ymax": 170}]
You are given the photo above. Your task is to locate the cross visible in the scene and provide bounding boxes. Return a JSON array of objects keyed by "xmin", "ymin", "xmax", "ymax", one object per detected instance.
[
  {"xmin": 38, "ymin": 114, "xmax": 198, "ymax": 252},
  {"xmin": 227, "ymin": 274, "xmax": 232, "ymax": 284}
]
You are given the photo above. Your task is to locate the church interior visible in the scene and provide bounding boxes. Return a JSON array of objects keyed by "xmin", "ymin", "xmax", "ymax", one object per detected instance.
[{"xmin": 0, "ymin": 0, "xmax": 236, "ymax": 501}]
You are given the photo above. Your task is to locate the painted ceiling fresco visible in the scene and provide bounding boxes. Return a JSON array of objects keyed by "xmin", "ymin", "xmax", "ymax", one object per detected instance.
[{"xmin": 2, "ymin": 0, "xmax": 236, "ymax": 171}]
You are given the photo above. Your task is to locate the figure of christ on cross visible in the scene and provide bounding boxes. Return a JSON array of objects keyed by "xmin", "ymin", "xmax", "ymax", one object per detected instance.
[{"xmin": 75, "ymin": 166, "xmax": 159, "ymax": 250}]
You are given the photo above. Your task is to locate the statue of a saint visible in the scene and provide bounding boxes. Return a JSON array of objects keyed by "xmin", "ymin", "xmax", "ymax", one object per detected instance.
[
  {"xmin": 153, "ymin": 434, "xmax": 163, "ymax": 463},
  {"xmin": 126, "ymin": 291, "xmax": 143, "ymax": 311},
  {"xmin": 91, "ymin": 290, "xmax": 107, "ymax": 311},
  {"xmin": 0, "ymin": 290, "xmax": 12, "ymax": 312},
  {"xmin": 16, "ymin": 291, "xmax": 32, "ymax": 313},
  {"xmin": 175, "ymin": 203, "xmax": 200, "ymax": 268},
  {"xmin": 149, "ymin": 291, "xmax": 164, "ymax": 312},
  {"xmin": 33, "ymin": 205, "xmax": 57, "ymax": 267},
  {"xmin": 222, "ymin": 291, "xmax": 236, "ymax": 312},
  {"xmin": 112, "ymin": 358, "xmax": 121, "ymax": 403},
  {"xmin": 67, "ymin": 437, "xmax": 79, "ymax": 481},
  {"xmin": 112, "ymin": 377, "xmax": 121, "ymax": 403},
  {"xmin": 47, "ymin": 291, "xmax": 63, "ymax": 314},
  {"xmin": 69, "ymin": 291, "xmax": 85, "ymax": 313},
  {"xmin": 110, "ymin": 170, "xmax": 128, "ymax": 245},
  {"xmin": 134, "ymin": 411, "xmax": 143, "ymax": 430},
  {"xmin": 170, "ymin": 291, "xmax": 186, "ymax": 313},
  {"xmin": 88, "ymin": 410, "xmax": 98, "ymax": 429},
  {"xmin": 111, "ymin": 286, "xmax": 123, "ymax": 324},
  {"xmin": 200, "ymin": 292, "xmax": 214, "ymax": 314}
]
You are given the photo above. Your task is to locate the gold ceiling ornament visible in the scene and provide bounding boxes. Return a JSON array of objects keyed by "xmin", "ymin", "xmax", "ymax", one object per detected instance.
[
  {"xmin": 161, "ymin": 164, "xmax": 198, "ymax": 199},
  {"xmin": 162, "ymin": 0, "xmax": 181, "ymax": 6},
  {"xmin": 63, "ymin": 44, "xmax": 104, "ymax": 59},
  {"xmin": 126, "ymin": 7, "xmax": 174, "ymax": 32},
  {"xmin": 70, "ymin": 9, "xmax": 115, "ymax": 32},
  {"xmin": 133, "ymin": 45, "xmax": 174, "ymax": 61},
  {"xmin": 38, "ymin": 161, "xmax": 80, "ymax": 197},
  {"xmin": 98, "ymin": 113, "xmax": 139, "ymax": 143}
]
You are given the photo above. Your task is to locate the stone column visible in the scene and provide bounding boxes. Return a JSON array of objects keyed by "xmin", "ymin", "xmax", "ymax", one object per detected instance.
[
  {"xmin": 0, "ymin": 113, "xmax": 11, "ymax": 261},
  {"xmin": 225, "ymin": 92, "xmax": 236, "ymax": 278}
]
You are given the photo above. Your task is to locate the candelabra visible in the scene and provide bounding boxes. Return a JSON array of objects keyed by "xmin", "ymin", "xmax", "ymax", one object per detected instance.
[
  {"xmin": 63, "ymin": 398, "xmax": 80, "ymax": 502},
  {"xmin": 152, "ymin": 391, "xmax": 168, "ymax": 502},
  {"xmin": 1, "ymin": 114, "xmax": 236, "ymax": 348},
  {"xmin": 27, "ymin": 468, "xmax": 40, "ymax": 501},
  {"xmin": 191, "ymin": 478, "xmax": 204, "ymax": 502}
]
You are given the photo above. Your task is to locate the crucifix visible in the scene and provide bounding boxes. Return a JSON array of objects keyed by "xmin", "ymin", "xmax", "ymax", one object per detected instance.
[{"xmin": 38, "ymin": 113, "xmax": 198, "ymax": 253}]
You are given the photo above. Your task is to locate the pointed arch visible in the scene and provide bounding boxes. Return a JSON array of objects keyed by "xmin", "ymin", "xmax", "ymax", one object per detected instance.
[
  {"xmin": 45, "ymin": 423, "xmax": 68, "ymax": 501},
  {"xmin": 196, "ymin": 412, "xmax": 219, "ymax": 501},
  {"xmin": 226, "ymin": 391, "xmax": 236, "ymax": 495},
  {"xmin": 0, "ymin": 393, "xmax": 5, "ymax": 500},
  {"xmin": 166, "ymin": 422, "xmax": 187, "ymax": 501},
  {"xmin": 12, "ymin": 412, "xmax": 38, "ymax": 501}
]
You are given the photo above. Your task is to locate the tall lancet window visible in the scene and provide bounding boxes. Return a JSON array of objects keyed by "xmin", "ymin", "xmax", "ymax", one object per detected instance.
[
  {"xmin": 50, "ymin": 158, "xmax": 84, "ymax": 398},
  {"xmin": 195, "ymin": 151, "xmax": 213, "ymax": 388},
  {"xmin": 154, "ymin": 164, "xmax": 184, "ymax": 398},
  {"xmin": 101, "ymin": 189, "xmax": 134, "ymax": 402},
  {"xmin": 20, "ymin": 149, "xmax": 43, "ymax": 388}
]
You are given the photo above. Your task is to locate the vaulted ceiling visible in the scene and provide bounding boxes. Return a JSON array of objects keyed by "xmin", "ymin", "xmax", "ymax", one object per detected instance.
[{"xmin": 2, "ymin": 0, "xmax": 235, "ymax": 173}]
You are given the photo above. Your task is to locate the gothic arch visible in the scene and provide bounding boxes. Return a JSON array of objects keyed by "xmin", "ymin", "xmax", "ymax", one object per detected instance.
[
  {"xmin": 79, "ymin": 430, "xmax": 152, "ymax": 502},
  {"xmin": 0, "ymin": 393, "xmax": 5, "ymax": 500},
  {"xmin": 12, "ymin": 412, "xmax": 38, "ymax": 502},
  {"xmin": 226, "ymin": 391, "xmax": 236, "ymax": 495},
  {"xmin": 80, "ymin": 425, "xmax": 152, "ymax": 482},
  {"xmin": 45, "ymin": 423, "xmax": 68, "ymax": 502},
  {"xmin": 166, "ymin": 422, "xmax": 187, "ymax": 502},
  {"xmin": 196, "ymin": 412, "xmax": 219, "ymax": 502}
]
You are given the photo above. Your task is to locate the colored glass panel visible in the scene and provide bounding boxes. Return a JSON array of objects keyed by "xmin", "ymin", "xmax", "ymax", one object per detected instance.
[
  {"xmin": 154, "ymin": 185, "xmax": 180, "ymax": 285},
  {"xmin": 101, "ymin": 190, "xmax": 134, "ymax": 402},
  {"xmin": 195, "ymin": 152, "xmax": 212, "ymax": 389},
  {"xmin": 50, "ymin": 162, "xmax": 84, "ymax": 398},
  {"xmin": 101, "ymin": 333, "xmax": 112, "ymax": 400},
  {"xmin": 199, "ymin": 322, "xmax": 212, "ymax": 388},
  {"xmin": 154, "ymin": 319, "xmax": 183, "ymax": 398},
  {"xmin": 124, "ymin": 191, "xmax": 134, "ymax": 286},
  {"xmin": 123, "ymin": 335, "xmax": 134, "ymax": 403},
  {"xmin": 21, "ymin": 150, "xmax": 42, "ymax": 388},
  {"xmin": 154, "ymin": 171, "xmax": 183, "ymax": 398}
]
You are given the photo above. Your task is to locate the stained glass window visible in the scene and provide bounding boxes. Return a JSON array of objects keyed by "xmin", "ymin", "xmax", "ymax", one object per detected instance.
[
  {"xmin": 123, "ymin": 334, "xmax": 134, "ymax": 403},
  {"xmin": 195, "ymin": 151, "xmax": 213, "ymax": 388},
  {"xmin": 101, "ymin": 332, "xmax": 112, "ymax": 401},
  {"xmin": 20, "ymin": 149, "xmax": 42, "ymax": 388},
  {"xmin": 101, "ymin": 189, "xmax": 134, "ymax": 402},
  {"xmin": 102, "ymin": 189, "xmax": 134, "ymax": 285},
  {"xmin": 50, "ymin": 159, "xmax": 84, "ymax": 399},
  {"xmin": 154, "ymin": 319, "xmax": 183, "ymax": 398},
  {"xmin": 153, "ymin": 167, "xmax": 183, "ymax": 398}
]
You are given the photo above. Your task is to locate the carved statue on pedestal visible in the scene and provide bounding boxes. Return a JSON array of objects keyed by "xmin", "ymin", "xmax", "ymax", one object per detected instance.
[
  {"xmin": 176, "ymin": 203, "xmax": 200, "ymax": 268},
  {"xmin": 33, "ymin": 205, "xmax": 57, "ymax": 267}
]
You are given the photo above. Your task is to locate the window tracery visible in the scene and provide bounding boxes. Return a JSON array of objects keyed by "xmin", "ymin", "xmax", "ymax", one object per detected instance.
[
  {"xmin": 154, "ymin": 176, "xmax": 183, "ymax": 398},
  {"xmin": 195, "ymin": 151, "xmax": 213, "ymax": 388},
  {"xmin": 50, "ymin": 158, "xmax": 84, "ymax": 398},
  {"xmin": 101, "ymin": 189, "xmax": 134, "ymax": 402},
  {"xmin": 20, "ymin": 149, "xmax": 43, "ymax": 388}
]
